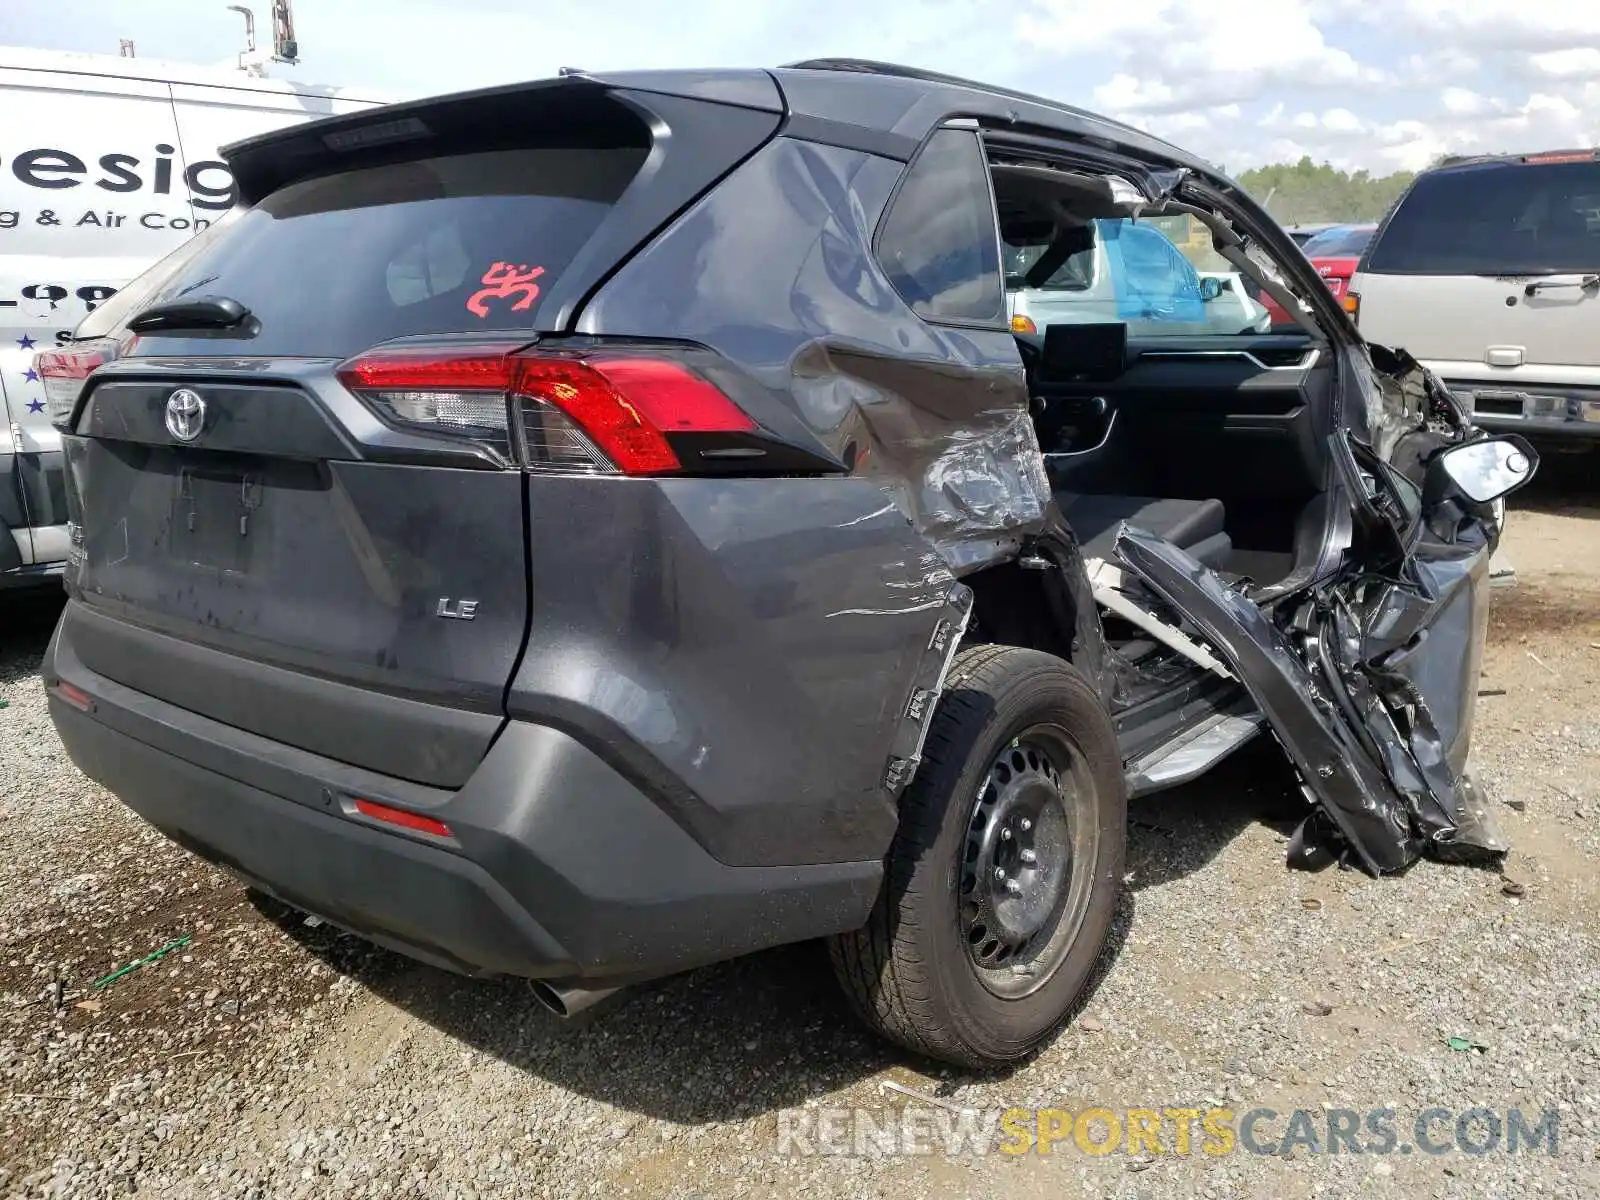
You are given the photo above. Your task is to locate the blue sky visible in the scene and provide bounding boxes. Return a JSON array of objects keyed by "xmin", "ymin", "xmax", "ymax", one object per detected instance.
[{"xmin": 3, "ymin": 0, "xmax": 1597, "ymax": 173}]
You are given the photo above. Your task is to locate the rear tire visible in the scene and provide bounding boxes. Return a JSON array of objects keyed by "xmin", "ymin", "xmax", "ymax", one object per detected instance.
[{"xmin": 829, "ymin": 644, "xmax": 1125, "ymax": 1068}]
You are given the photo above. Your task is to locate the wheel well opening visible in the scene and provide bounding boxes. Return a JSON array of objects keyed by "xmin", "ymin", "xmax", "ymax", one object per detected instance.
[{"xmin": 964, "ymin": 559, "xmax": 1074, "ymax": 660}]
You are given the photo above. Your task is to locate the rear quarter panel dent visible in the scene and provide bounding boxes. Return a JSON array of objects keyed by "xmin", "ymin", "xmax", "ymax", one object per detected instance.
[{"xmin": 506, "ymin": 475, "xmax": 952, "ymax": 868}]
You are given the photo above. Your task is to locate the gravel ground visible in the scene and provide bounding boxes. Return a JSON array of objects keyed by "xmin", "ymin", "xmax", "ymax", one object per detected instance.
[{"xmin": 2, "ymin": 462, "xmax": 1597, "ymax": 1199}]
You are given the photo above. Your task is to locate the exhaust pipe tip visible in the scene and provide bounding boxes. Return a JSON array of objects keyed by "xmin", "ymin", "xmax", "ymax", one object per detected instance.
[{"xmin": 529, "ymin": 980, "xmax": 623, "ymax": 1019}]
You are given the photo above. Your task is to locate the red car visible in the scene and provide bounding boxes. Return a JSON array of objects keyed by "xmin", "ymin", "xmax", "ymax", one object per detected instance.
[{"xmin": 1264, "ymin": 223, "xmax": 1377, "ymax": 326}]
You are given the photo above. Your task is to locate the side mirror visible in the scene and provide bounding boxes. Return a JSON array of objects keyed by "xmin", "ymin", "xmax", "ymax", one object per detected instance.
[
  {"xmin": 1427, "ymin": 435, "xmax": 1538, "ymax": 507},
  {"xmin": 1198, "ymin": 276, "xmax": 1224, "ymax": 302}
]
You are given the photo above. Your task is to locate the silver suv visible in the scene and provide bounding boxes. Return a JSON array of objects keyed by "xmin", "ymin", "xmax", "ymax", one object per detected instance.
[{"xmin": 1350, "ymin": 150, "xmax": 1600, "ymax": 450}]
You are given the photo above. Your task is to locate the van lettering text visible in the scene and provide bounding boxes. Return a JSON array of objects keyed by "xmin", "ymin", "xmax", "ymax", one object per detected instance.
[
  {"xmin": 1, "ymin": 146, "xmax": 236, "ymax": 208},
  {"xmin": 12, "ymin": 148, "xmax": 86, "ymax": 189},
  {"xmin": 139, "ymin": 212, "xmax": 210, "ymax": 232}
]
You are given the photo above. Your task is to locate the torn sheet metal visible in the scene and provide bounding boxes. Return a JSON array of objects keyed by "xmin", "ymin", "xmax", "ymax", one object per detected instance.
[
  {"xmin": 1117, "ymin": 516, "xmax": 1508, "ymax": 874},
  {"xmin": 579, "ymin": 133, "xmax": 1049, "ymax": 578},
  {"xmin": 1102, "ymin": 336, "xmax": 1516, "ymax": 873},
  {"xmin": 1086, "ymin": 557, "xmax": 1234, "ymax": 681},
  {"xmin": 792, "ymin": 341, "xmax": 1052, "ymax": 574},
  {"xmin": 881, "ymin": 583, "xmax": 975, "ymax": 794},
  {"xmin": 1026, "ymin": 505, "xmax": 1118, "ymax": 707},
  {"xmin": 1113, "ymin": 526, "xmax": 1417, "ymax": 875},
  {"xmin": 1317, "ymin": 556, "xmax": 1507, "ymax": 867},
  {"xmin": 1359, "ymin": 343, "xmax": 1466, "ymax": 464}
]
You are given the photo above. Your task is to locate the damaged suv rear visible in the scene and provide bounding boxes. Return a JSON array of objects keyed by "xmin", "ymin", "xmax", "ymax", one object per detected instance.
[{"xmin": 42, "ymin": 61, "xmax": 1534, "ymax": 1068}]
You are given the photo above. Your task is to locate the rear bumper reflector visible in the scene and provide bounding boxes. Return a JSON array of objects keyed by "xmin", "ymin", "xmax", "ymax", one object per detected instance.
[
  {"xmin": 352, "ymin": 796, "xmax": 453, "ymax": 839},
  {"xmin": 53, "ymin": 681, "xmax": 95, "ymax": 712}
]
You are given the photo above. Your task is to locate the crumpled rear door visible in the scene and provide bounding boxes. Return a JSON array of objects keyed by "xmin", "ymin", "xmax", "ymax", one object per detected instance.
[{"xmin": 1113, "ymin": 347, "xmax": 1519, "ymax": 875}]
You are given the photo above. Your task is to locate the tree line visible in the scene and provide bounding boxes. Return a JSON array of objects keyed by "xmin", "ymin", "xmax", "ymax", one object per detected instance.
[{"xmin": 1232, "ymin": 156, "xmax": 1416, "ymax": 226}]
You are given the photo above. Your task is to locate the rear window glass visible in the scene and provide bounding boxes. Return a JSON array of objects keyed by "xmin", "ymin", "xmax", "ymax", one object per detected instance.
[
  {"xmin": 1300, "ymin": 226, "xmax": 1374, "ymax": 257},
  {"xmin": 1367, "ymin": 159, "xmax": 1600, "ymax": 275},
  {"xmin": 126, "ymin": 146, "xmax": 647, "ymax": 356}
]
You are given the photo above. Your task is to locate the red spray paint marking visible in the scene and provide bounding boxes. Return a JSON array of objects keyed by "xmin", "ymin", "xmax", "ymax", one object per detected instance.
[{"xmin": 467, "ymin": 262, "xmax": 546, "ymax": 318}]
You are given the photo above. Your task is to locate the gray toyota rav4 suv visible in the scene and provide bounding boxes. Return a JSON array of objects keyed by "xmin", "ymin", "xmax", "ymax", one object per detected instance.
[{"xmin": 41, "ymin": 61, "xmax": 1535, "ymax": 1067}]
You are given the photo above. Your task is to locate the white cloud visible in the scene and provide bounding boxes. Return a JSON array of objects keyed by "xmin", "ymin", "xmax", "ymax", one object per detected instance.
[
  {"xmin": 1367, "ymin": 93, "xmax": 1600, "ymax": 171},
  {"xmin": 1066, "ymin": 0, "xmax": 1600, "ymax": 170},
  {"xmin": 1442, "ymin": 88, "xmax": 1493, "ymax": 117},
  {"xmin": 1249, "ymin": 98, "xmax": 1566, "ymax": 173},
  {"xmin": 1093, "ymin": 73, "xmax": 1175, "ymax": 112},
  {"xmin": 1527, "ymin": 48, "xmax": 1600, "ymax": 80},
  {"xmin": 1362, "ymin": 1, "xmax": 1600, "ymax": 52},
  {"xmin": 1027, "ymin": 0, "xmax": 1381, "ymax": 114},
  {"xmin": 1398, "ymin": 49, "xmax": 1483, "ymax": 88},
  {"xmin": 1371, "ymin": 121, "xmax": 1453, "ymax": 172},
  {"xmin": 1152, "ymin": 112, "xmax": 1211, "ymax": 134}
]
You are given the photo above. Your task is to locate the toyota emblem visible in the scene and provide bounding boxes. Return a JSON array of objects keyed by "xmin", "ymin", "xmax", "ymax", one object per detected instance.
[{"xmin": 164, "ymin": 388, "xmax": 206, "ymax": 443}]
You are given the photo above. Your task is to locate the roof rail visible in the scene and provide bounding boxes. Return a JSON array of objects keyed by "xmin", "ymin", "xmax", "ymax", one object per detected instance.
[
  {"xmin": 782, "ymin": 58, "xmax": 1143, "ymax": 138},
  {"xmin": 786, "ymin": 58, "xmax": 972, "ymax": 84}
]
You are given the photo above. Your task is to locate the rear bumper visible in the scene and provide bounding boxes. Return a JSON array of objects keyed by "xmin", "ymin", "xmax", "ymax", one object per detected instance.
[
  {"xmin": 1443, "ymin": 381, "xmax": 1600, "ymax": 445},
  {"xmin": 46, "ymin": 613, "xmax": 882, "ymax": 985},
  {"xmin": 1473, "ymin": 411, "xmax": 1600, "ymax": 443}
]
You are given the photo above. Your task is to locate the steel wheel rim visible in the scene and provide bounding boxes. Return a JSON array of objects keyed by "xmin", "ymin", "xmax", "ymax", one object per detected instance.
[{"xmin": 957, "ymin": 725, "xmax": 1099, "ymax": 999}]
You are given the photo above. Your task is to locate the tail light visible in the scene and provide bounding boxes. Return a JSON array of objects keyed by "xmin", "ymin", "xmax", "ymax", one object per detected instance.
[
  {"xmin": 1343, "ymin": 292, "xmax": 1361, "ymax": 325},
  {"xmin": 34, "ymin": 338, "xmax": 124, "ymax": 427},
  {"xmin": 336, "ymin": 342, "xmax": 758, "ymax": 475}
]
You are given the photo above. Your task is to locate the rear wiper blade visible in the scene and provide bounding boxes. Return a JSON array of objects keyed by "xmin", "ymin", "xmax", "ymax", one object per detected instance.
[
  {"xmin": 127, "ymin": 294, "xmax": 251, "ymax": 333},
  {"xmin": 173, "ymin": 273, "xmax": 220, "ymax": 299}
]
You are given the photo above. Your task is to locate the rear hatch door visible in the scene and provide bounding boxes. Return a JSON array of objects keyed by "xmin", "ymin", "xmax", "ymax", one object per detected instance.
[
  {"xmin": 1355, "ymin": 155, "xmax": 1600, "ymax": 371},
  {"xmin": 56, "ymin": 80, "xmax": 781, "ymax": 787}
]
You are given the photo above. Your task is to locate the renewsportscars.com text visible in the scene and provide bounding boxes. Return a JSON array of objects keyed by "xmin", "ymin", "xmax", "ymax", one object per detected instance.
[{"xmin": 775, "ymin": 1105, "xmax": 1560, "ymax": 1158}]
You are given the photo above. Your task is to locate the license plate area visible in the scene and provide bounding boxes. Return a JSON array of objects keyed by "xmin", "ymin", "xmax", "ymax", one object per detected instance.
[
  {"xmin": 1472, "ymin": 393, "xmax": 1525, "ymax": 418},
  {"xmin": 162, "ymin": 452, "xmax": 300, "ymax": 575}
]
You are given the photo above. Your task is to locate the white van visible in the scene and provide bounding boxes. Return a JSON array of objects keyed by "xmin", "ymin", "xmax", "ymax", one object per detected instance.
[{"xmin": 0, "ymin": 46, "xmax": 384, "ymax": 588}]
